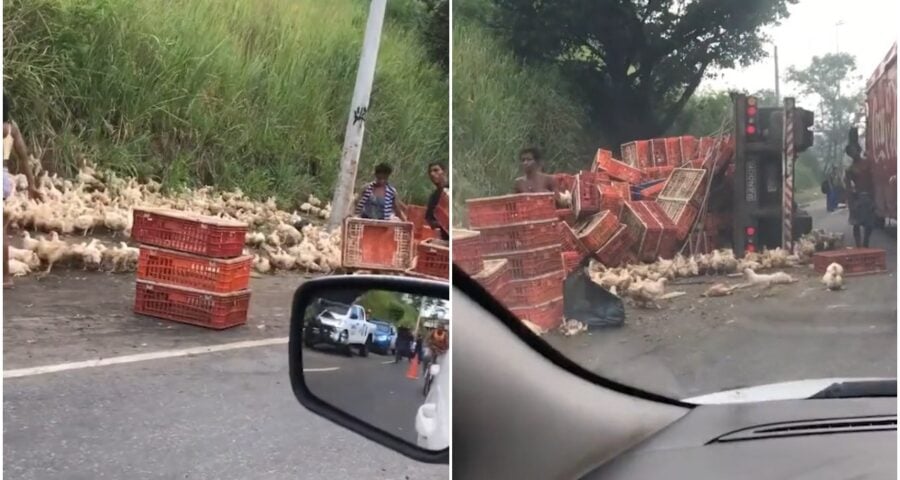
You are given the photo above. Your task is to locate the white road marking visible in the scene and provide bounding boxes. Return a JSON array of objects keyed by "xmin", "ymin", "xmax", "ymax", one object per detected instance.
[
  {"xmin": 3, "ymin": 337, "xmax": 303, "ymax": 379},
  {"xmin": 304, "ymin": 367, "xmax": 341, "ymax": 372},
  {"xmin": 381, "ymin": 360, "xmax": 396, "ymax": 365}
]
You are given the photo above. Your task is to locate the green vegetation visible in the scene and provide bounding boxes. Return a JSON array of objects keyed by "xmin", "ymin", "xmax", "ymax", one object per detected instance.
[
  {"xmin": 3, "ymin": 0, "xmax": 447, "ymax": 206},
  {"xmin": 452, "ymin": 2, "xmax": 594, "ymax": 221},
  {"xmin": 358, "ymin": 290, "xmax": 420, "ymax": 329}
]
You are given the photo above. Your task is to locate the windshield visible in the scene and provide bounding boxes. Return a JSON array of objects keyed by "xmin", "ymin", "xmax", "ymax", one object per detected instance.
[
  {"xmin": 452, "ymin": 1, "xmax": 897, "ymax": 400},
  {"xmin": 374, "ymin": 324, "xmax": 392, "ymax": 334}
]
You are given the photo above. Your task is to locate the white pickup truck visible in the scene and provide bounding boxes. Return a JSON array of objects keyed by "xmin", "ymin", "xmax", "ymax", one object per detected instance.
[{"xmin": 303, "ymin": 300, "xmax": 376, "ymax": 357}]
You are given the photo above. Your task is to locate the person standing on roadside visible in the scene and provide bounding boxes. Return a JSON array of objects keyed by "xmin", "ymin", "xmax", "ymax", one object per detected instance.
[
  {"xmin": 844, "ymin": 144, "xmax": 876, "ymax": 248},
  {"xmin": 4, "ymin": 95, "xmax": 43, "ymax": 288},
  {"xmin": 353, "ymin": 162, "xmax": 407, "ymax": 221},
  {"xmin": 424, "ymin": 162, "xmax": 449, "ymax": 241},
  {"xmin": 513, "ymin": 147, "xmax": 558, "ymax": 195}
]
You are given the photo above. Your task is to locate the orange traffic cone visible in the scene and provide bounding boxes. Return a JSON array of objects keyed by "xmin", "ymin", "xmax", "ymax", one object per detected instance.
[{"xmin": 406, "ymin": 354, "xmax": 420, "ymax": 379}]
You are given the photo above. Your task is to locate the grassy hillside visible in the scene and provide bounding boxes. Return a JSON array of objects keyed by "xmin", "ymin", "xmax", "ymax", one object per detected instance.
[
  {"xmin": 3, "ymin": 0, "xmax": 447, "ymax": 205},
  {"xmin": 451, "ymin": 3, "xmax": 595, "ymax": 222}
]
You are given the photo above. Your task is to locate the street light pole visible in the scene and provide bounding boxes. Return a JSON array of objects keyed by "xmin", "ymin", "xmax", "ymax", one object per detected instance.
[{"xmin": 327, "ymin": 0, "xmax": 388, "ymax": 230}]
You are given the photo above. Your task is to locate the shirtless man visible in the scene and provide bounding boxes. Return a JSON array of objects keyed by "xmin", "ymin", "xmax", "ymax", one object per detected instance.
[
  {"xmin": 513, "ymin": 147, "xmax": 558, "ymax": 195},
  {"xmin": 844, "ymin": 144, "xmax": 876, "ymax": 248}
]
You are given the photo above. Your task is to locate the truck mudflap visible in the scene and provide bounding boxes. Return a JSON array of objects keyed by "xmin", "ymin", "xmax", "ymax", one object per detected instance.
[{"xmin": 562, "ymin": 258, "xmax": 625, "ymax": 329}]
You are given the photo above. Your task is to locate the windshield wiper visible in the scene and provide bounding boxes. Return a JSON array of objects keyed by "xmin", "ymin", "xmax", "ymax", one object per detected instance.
[{"xmin": 808, "ymin": 380, "xmax": 897, "ymax": 399}]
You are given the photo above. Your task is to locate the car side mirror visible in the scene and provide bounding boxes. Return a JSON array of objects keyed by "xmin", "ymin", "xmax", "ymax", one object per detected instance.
[{"xmin": 289, "ymin": 274, "xmax": 449, "ymax": 464}]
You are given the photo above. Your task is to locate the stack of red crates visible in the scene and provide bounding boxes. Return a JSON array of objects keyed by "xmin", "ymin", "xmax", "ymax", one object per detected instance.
[
  {"xmin": 466, "ymin": 193, "xmax": 565, "ymax": 330},
  {"xmin": 131, "ymin": 208, "xmax": 252, "ymax": 330}
]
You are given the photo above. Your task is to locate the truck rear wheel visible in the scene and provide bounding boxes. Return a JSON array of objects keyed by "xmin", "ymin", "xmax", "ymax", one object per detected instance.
[{"xmin": 358, "ymin": 336, "xmax": 371, "ymax": 357}]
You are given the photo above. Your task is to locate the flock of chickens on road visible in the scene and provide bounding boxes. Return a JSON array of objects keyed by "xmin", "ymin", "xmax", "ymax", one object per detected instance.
[
  {"xmin": 4, "ymin": 161, "xmax": 847, "ymax": 312},
  {"xmin": 3, "ymin": 160, "xmax": 342, "ymax": 278}
]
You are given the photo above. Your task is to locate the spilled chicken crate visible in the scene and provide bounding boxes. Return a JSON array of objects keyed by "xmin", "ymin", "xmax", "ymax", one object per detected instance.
[
  {"xmin": 137, "ymin": 246, "xmax": 253, "ymax": 293},
  {"xmin": 453, "ymin": 229, "xmax": 484, "ymax": 275},
  {"xmin": 657, "ymin": 199, "xmax": 700, "ymax": 241},
  {"xmin": 484, "ymin": 244, "xmax": 563, "ymax": 280},
  {"xmin": 508, "ymin": 270, "xmax": 565, "ymax": 307},
  {"xmin": 466, "ymin": 193, "xmax": 557, "ymax": 228},
  {"xmin": 594, "ymin": 150, "xmax": 643, "ymax": 184},
  {"xmin": 595, "ymin": 224, "xmax": 633, "ymax": 267},
  {"xmin": 812, "ymin": 248, "xmax": 888, "ymax": 276},
  {"xmin": 558, "ymin": 221, "xmax": 588, "ymax": 255},
  {"xmin": 620, "ymin": 141, "xmax": 651, "ymax": 168},
  {"xmin": 574, "ymin": 210, "xmax": 620, "ymax": 253},
  {"xmin": 131, "ymin": 209, "xmax": 247, "ymax": 258},
  {"xmin": 414, "ymin": 239, "xmax": 449, "ymax": 279},
  {"xmin": 342, "ymin": 218, "xmax": 414, "ymax": 271},
  {"xmin": 134, "ymin": 280, "xmax": 250, "ymax": 330},
  {"xmin": 476, "ymin": 219, "xmax": 560, "ymax": 254},
  {"xmin": 658, "ymin": 168, "xmax": 707, "ymax": 207}
]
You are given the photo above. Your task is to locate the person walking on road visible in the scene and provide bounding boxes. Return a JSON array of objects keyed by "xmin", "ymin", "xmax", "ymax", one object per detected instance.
[{"xmin": 844, "ymin": 144, "xmax": 876, "ymax": 248}]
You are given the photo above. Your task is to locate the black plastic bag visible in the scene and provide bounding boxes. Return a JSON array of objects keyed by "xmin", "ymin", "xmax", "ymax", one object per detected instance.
[{"xmin": 562, "ymin": 258, "xmax": 626, "ymax": 328}]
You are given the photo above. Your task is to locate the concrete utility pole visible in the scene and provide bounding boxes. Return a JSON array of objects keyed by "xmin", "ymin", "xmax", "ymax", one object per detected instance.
[
  {"xmin": 327, "ymin": 0, "xmax": 388, "ymax": 229},
  {"xmin": 774, "ymin": 45, "xmax": 780, "ymax": 105}
]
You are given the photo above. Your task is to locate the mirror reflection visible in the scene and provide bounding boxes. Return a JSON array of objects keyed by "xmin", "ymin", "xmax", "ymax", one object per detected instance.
[{"xmin": 301, "ymin": 289, "xmax": 450, "ymax": 449}]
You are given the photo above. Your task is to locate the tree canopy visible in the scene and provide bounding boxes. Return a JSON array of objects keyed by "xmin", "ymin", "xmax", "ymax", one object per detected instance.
[
  {"xmin": 786, "ymin": 52, "xmax": 864, "ymax": 170},
  {"xmin": 491, "ymin": 0, "xmax": 797, "ymax": 149}
]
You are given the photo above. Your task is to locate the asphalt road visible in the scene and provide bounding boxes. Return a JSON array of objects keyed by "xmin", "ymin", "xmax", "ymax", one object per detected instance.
[
  {"xmin": 546, "ymin": 198, "xmax": 897, "ymax": 399},
  {"xmin": 3, "ymin": 271, "xmax": 446, "ymax": 480}
]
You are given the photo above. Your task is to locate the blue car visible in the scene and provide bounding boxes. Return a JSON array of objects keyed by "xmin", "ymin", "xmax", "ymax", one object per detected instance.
[{"xmin": 370, "ymin": 321, "xmax": 396, "ymax": 355}]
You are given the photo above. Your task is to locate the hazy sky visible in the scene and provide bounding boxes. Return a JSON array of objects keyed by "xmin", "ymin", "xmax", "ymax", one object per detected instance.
[{"xmin": 704, "ymin": 0, "xmax": 897, "ymax": 97}]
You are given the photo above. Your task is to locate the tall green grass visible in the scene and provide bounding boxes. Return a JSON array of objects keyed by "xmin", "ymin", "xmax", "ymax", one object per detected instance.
[
  {"xmin": 3, "ymin": 0, "xmax": 447, "ymax": 205},
  {"xmin": 451, "ymin": 9, "xmax": 595, "ymax": 222}
]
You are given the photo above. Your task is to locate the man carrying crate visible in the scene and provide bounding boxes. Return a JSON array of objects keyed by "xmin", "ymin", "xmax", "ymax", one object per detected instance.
[{"xmin": 353, "ymin": 163, "xmax": 407, "ymax": 221}]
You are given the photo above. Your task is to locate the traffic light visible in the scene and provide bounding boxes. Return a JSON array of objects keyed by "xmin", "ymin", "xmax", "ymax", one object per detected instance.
[
  {"xmin": 744, "ymin": 225, "xmax": 758, "ymax": 253},
  {"xmin": 744, "ymin": 96, "xmax": 759, "ymax": 139},
  {"xmin": 794, "ymin": 108, "xmax": 814, "ymax": 152}
]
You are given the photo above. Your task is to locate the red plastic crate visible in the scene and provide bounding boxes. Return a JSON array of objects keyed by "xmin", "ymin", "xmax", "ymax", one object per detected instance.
[
  {"xmin": 679, "ymin": 136, "xmax": 697, "ymax": 166},
  {"xmin": 640, "ymin": 182, "xmax": 665, "ymax": 200},
  {"xmin": 484, "ymin": 244, "xmax": 563, "ymax": 279},
  {"xmin": 134, "ymin": 280, "xmax": 250, "ymax": 330},
  {"xmin": 405, "ymin": 204, "xmax": 428, "ymax": 240},
  {"xmin": 592, "ymin": 148, "xmax": 616, "ymax": 171},
  {"xmin": 508, "ymin": 270, "xmax": 565, "ymax": 308},
  {"xmin": 435, "ymin": 189, "xmax": 450, "ymax": 233},
  {"xmin": 643, "ymin": 166, "xmax": 674, "ymax": 182},
  {"xmin": 453, "ymin": 228, "xmax": 484, "ymax": 275},
  {"xmin": 594, "ymin": 149, "xmax": 643, "ymax": 184},
  {"xmin": 131, "ymin": 209, "xmax": 247, "ymax": 258},
  {"xmin": 575, "ymin": 210, "xmax": 620, "ymax": 253},
  {"xmin": 597, "ymin": 184, "xmax": 626, "ymax": 213},
  {"xmin": 414, "ymin": 238, "xmax": 449, "ymax": 279},
  {"xmin": 657, "ymin": 199, "xmax": 698, "ymax": 241},
  {"xmin": 137, "ymin": 246, "xmax": 252, "ymax": 294},
  {"xmin": 510, "ymin": 296, "xmax": 564, "ymax": 331},
  {"xmin": 472, "ymin": 258, "xmax": 512, "ymax": 299},
  {"xmin": 664, "ymin": 137, "xmax": 683, "ymax": 166},
  {"xmin": 556, "ymin": 208, "xmax": 576, "ymax": 226},
  {"xmin": 595, "ymin": 224, "xmax": 634, "ymax": 267},
  {"xmin": 555, "ymin": 173, "xmax": 577, "ymax": 192},
  {"xmin": 812, "ymin": 248, "xmax": 888, "ymax": 275},
  {"xmin": 573, "ymin": 172, "xmax": 600, "ymax": 218},
  {"xmin": 558, "ymin": 222, "xmax": 588, "ymax": 255},
  {"xmin": 620, "ymin": 201, "xmax": 670, "ymax": 262},
  {"xmin": 658, "ymin": 168, "xmax": 707, "ymax": 207},
  {"xmin": 621, "ymin": 141, "xmax": 652, "ymax": 168},
  {"xmin": 561, "ymin": 250, "xmax": 583, "ymax": 274},
  {"xmin": 476, "ymin": 219, "xmax": 560, "ymax": 254},
  {"xmin": 342, "ymin": 218, "xmax": 414, "ymax": 271},
  {"xmin": 466, "ymin": 193, "xmax": 557, "ymax": 228},
  {"xmin": 644, "ymin": 202, "xmax": 680, "ymax": 259},
  {"xmin": 696, "ymin": 137, "xmax": 716, "ymax": 162},
  {"xmin": 650, "ymin": 138, "xmax": 668, "ymax": 167}
]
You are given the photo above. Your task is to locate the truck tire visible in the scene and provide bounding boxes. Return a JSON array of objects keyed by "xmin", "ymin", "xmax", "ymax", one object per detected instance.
[
  {"xmin": 339, "ymin": 331, "xmax": 352, "ymax": 357},
  {"xmin": 358, "ymin": 336, "xmax": 371, "ymax": 357}
]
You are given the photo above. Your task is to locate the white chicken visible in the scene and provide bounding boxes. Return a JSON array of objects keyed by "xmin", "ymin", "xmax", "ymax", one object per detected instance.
[{"xmin": 822, "ymin": 262, "xmax": 844, "ymax": 291}]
